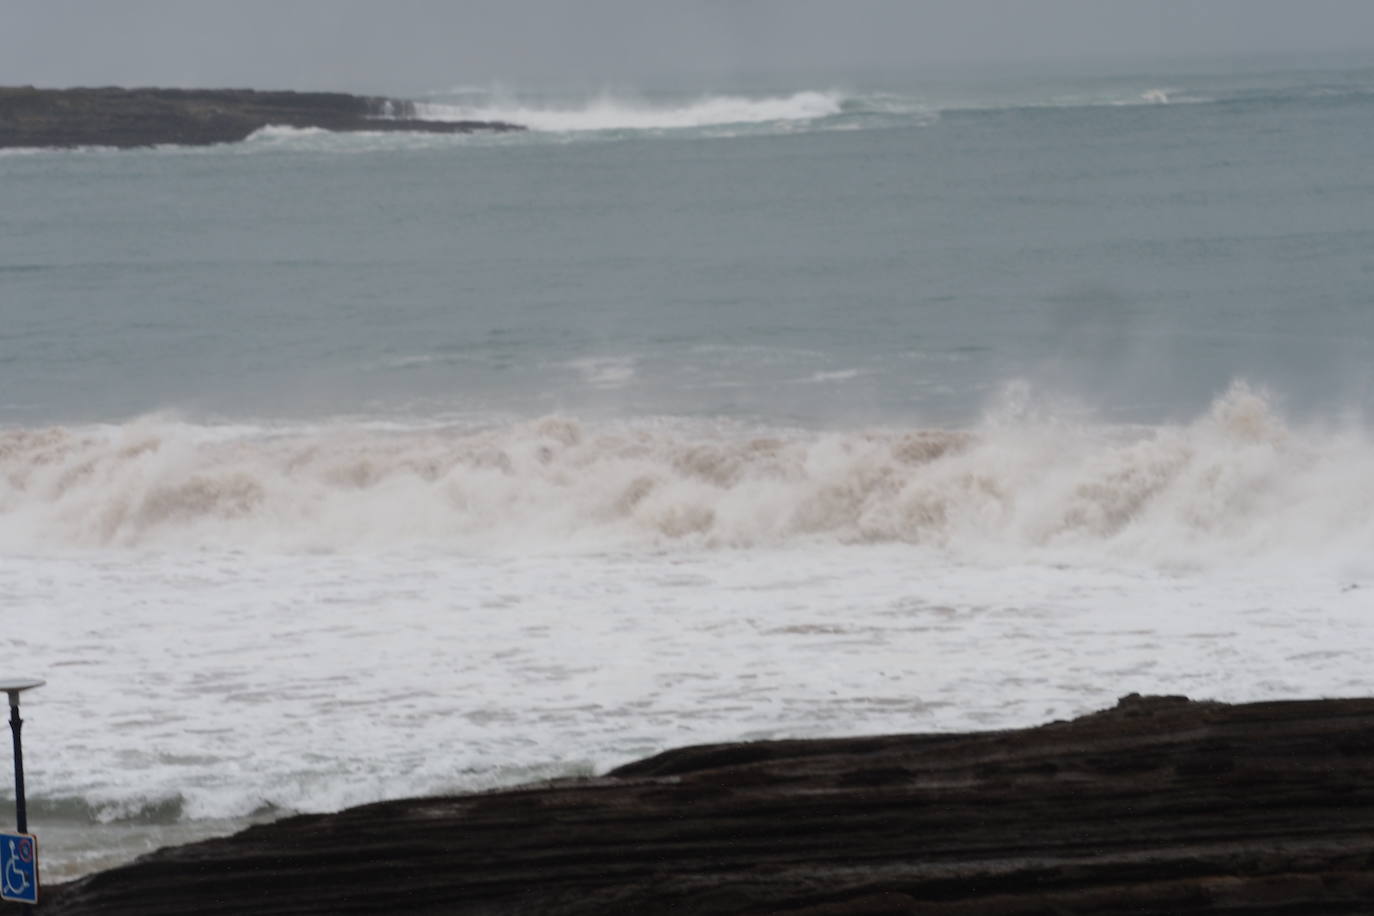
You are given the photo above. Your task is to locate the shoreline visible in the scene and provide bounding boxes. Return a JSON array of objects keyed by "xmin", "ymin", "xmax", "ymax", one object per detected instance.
[
  {"xmin": 0, "ymin": 86, "xmax": 522, "ymax": 149},
  {"xmin": 21, "ymin": 694, "xmax": 1374, "ymax": 915}
]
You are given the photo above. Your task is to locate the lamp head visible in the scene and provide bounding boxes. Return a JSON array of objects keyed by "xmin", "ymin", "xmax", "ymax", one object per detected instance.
[{"xmin": 0, "ymin": 678, "xmax": 44, "ymax": 707}]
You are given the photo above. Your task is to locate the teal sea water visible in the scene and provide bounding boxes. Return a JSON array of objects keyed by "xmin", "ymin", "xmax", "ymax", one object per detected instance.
[
  {"xmin": 5, "ymin": 60, "xmax": 1373, "ymax": 425},
  {"xmin": 3, "ymin": 56, "xmax": 1374, "ymax": 878}
]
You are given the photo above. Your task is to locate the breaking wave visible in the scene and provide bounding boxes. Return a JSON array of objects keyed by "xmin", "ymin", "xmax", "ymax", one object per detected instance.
[
  {"xmin": 2, "ymin": 384, "xmax": 1371, "ymax": 566},
  {"xmin": 409, "ymin": 84, "xmax": 1205, "ymax": 136},
  {"xmin": 416, "ymin": 89, "xmax": 847, "ymax": 132}
]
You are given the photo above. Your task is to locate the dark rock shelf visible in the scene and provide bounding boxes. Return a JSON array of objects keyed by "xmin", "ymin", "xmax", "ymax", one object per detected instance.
[
  {"xmin": 0, "ymin": 86, "xmax": 522, "ymax": 149},
  {"xmin": 16, "ymin": 694, "xmax": 1374, "ymax": 914}
]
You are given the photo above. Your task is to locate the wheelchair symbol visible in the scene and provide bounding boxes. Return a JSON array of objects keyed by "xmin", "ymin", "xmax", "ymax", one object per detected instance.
[
  {"xmin": 5, "ymin": 838, "xmax": 31, "ymax": 890},
  {"xmin": 2, "ymin": 835, "xmax": 37, "ymax": 903}
]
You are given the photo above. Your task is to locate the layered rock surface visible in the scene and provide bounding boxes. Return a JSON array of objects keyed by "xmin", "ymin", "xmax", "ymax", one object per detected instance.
[
  {"xmin": 17, "ymin": 695, "xmax": 1374, "ymax": 914},
  {"xmin": 0, "ymin": 86, "xmax": 521, "ymax": 148}
]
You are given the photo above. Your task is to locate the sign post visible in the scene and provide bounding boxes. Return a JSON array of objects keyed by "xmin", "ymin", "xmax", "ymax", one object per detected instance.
[{"xmin": 1, "ymin": 678, "xmax": 43, "ymax": 910}]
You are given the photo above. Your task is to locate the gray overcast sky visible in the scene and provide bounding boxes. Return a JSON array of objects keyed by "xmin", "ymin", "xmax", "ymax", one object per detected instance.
[{"xmin": 3, "ymin": 0, "xmax": 1374, "ymax": 92}]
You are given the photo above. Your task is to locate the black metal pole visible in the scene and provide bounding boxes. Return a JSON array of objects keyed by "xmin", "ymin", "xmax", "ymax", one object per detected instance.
[
  {"xmin": 9, "ymin": 699, "xmax": 26, "ymax": 835},
  {"xmin": 8, "ymin": 699, "xmax": 33, "ymax": 915}
]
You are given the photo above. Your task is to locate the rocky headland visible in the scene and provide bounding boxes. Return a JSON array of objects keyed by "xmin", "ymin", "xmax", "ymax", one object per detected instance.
[
  {"xmin": 13, "ymin": 694, "xmax": 1374, "ymax": 915},
  {"xmin": 0, "ymin": 86, "xmax": 522, "ymax": 149}
]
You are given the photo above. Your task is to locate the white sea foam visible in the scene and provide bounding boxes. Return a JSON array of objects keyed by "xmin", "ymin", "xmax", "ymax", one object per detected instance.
[
  {"xmin": 416, "ymin": 90, "xmax": 846, "ymax": 132},
  {"xmin": 8, "ymin": 385, "xmax": 1374, "ymax": 881},
  {"xmin": 560, "ymin": 356, "xmax": 639, "ymax": 389},
  {"xmin": 238, "ymin": 124, "xmax": 499, "ymax": 155},
  {"xmin": 804, "ymin": 369, "xmax": 864, "ymax": 383},
  {"xmin": 10, "ymin": 530, "xmax": 1374, "ymax": 879}
]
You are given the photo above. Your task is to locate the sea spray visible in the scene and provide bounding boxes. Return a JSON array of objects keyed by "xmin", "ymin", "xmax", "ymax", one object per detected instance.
[
  {"xmin": 415, "ymin": 90, "xmax": 848, "ymax": 132},
  {"xmin": 2, "ymin": 384, "xmax": 1370, "ymax": 568}
]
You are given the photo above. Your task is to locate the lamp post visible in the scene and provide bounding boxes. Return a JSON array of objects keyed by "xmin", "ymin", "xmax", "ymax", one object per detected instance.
[
  {"xmin": 1, "ymin": 678, "xmax": 42, "ymax": 912},
  {"xmin": 1, "ymin": 679, "xmax": 43, "ymax": 837}
]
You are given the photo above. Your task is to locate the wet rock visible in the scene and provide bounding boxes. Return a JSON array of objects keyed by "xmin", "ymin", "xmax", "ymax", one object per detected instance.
[
  {"xmin": 0, "ymin": 86, "xmax": 522, "ymax": 149},
  {"xmin": 21, "ymin": 695, "xmax": 1374, "ymax": 914}
]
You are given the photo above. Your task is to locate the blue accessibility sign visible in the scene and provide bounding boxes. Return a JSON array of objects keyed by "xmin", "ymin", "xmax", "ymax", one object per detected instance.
[{"xmin": 0, "ymin": 831, "xmax": 38, "ymax": 904}]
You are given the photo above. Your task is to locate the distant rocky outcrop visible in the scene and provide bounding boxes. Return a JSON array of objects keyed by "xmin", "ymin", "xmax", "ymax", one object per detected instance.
[
  {"xmin": 0, "ymin": 86, "xmax": 522, "ymax": 148},
  {"xmin": 18, "ymin": 694, "xmax": 1374, "ymax": 915}
]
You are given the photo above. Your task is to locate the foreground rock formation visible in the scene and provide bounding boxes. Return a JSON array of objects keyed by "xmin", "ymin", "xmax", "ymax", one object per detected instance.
[
  {"xmin": 20, "ymin": 695, "xmax": 1374, "ymax": 914},
  {"xmin": 0, "ymin": 86, "xmax": 521, "ymax": 148}
]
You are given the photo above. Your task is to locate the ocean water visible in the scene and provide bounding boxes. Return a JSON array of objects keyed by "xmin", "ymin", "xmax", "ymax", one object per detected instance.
[{"xmin": 3, "ymin": 57, "xmax": 1374, "ymax": 879}]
